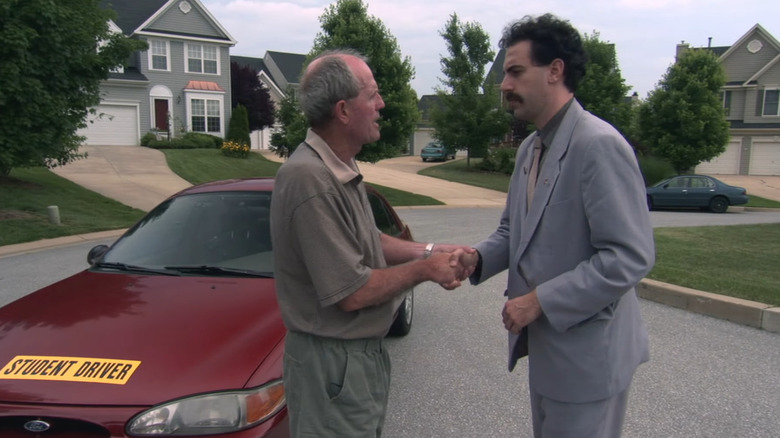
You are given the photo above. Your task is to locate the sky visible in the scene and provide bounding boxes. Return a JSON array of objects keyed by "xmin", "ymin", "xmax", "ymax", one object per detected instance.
[{"xmin": 200, "ymin": 0, "xmax": 780, "ymax": 99}]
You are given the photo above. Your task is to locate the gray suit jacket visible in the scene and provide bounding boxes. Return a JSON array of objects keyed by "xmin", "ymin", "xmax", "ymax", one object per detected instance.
[{"xmin": 473, "ymin": 100, "xmax": 655, "ymax": 403}]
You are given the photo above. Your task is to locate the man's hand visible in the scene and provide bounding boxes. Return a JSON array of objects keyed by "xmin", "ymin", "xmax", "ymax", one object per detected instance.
[
  {"xmin": 425, "ymin": 252, "xmax": 464, "ymax": 289},
  {"xmin": 502, "ymin": 291, "xmax": 542, "ymax": 333}
]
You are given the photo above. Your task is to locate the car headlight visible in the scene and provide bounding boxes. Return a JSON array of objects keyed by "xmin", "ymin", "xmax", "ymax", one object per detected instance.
[{"xmin": 127, "ymin": 380, "xmax": 285, "ymax": 436}]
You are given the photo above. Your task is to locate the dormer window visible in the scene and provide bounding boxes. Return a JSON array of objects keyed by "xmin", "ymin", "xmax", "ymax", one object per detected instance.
[
  {"xmin": 149, "ymin": 40, "xmax": 170, "ymax": 71},
  {"xmin": 186, "ymin": 44, "xmax": 219, "ymax": 74}
]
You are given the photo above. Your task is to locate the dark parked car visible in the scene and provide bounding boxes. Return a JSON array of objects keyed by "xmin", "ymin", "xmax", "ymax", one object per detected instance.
[
  {"xmin": 646, "ymin": 174, "xmax": 749, "ymax": 213},
  {"xmin": 0, "ymin": 178, "xmax": 414, "ymax": 438},
  {"xmin": 420, "ymin": 142, "xmax": 456, "ymax": 162}
]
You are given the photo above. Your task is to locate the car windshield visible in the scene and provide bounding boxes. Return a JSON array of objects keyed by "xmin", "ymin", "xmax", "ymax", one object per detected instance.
[{"xmin": 101, "ymin": 191, "xmax": 273, "ymax": 276}]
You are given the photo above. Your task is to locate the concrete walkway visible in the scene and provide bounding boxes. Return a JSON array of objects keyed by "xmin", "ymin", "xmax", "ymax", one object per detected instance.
[
  {"xmin": 50, "ymin": 145, "xmax": 192, "ymax": 212},
  {"xmin": 261, "ymin": 150, "xmax": 509, "ymax": 208}
]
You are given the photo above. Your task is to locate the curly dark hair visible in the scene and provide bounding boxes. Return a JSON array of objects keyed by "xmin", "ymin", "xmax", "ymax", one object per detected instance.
[{"xmin": 498, "ymin": 13, "xmax": 587, "ymax": 93}]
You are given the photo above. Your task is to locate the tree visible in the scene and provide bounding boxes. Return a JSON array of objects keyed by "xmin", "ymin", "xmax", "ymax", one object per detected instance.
[
  {"xmin": 430, "ymin": 13, "xmax": 512, "ymax": 166},
  {"xmin": 230, "ymin": 61, "xmax": 275, "ymax": 131},
  {"xmin": 0, "ymin": 0, "xmax": 146, "ymax": 176},
  {"xmin": 576, "ymin": 32, "xmax": 633, "ymax": 138},
  {"xmin": 638, "ymin": 48, "xmax": 729, "ymax": 173},
  {"xmin": 310, "ymin": 0, "xmax": 419, "ymax": 162},
  {"xmin": 226, "ymin": 104, "xmax": 251, "ymax": 146},
  {"xmin": 270, "ymin": 88, "xmax": 307, "ymax": 159}
]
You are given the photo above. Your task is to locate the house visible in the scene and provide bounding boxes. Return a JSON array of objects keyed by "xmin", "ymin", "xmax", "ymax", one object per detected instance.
[
  {"xmin": 233, "ymin": 50, "xmax": 442, "ymax": 155},
  {"xmin": 79, "ymin": 0, "xmax": 236, "ymax": 146},
  {"xmin": 231, "ymin": 51, "xmax": 307, "ymax": 150},
  {"xmin": 683, "ymin": 24, "xmax": 780, "ymax": 176}
]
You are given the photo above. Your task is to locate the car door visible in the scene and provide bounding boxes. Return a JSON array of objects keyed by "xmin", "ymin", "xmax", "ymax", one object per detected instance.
[
  {"xmin": 685, "ymin": 176, "xmax": 716, "ymax": 207},
  {"xmin": 654, "ymin": 176, "xmax": 689, "ymax": 207}
]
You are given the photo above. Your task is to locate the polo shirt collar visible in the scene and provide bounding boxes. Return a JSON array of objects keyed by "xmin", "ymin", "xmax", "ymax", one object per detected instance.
[{"xmin": 305, "ymin": 129, "xmax": 362, "ymax": 184}]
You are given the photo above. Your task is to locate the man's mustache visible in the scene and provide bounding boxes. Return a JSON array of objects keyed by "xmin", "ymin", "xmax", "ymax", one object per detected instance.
[{"xmin": 504, "ymin": 92, "xmax": 523, "ymax": 103}]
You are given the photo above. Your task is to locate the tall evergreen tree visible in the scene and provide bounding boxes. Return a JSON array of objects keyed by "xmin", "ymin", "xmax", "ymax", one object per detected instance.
[
  {"xmin": 430, "ymin": 13, "xmax": 512, "ymax": 166},
  {"xmin": 226, "ymin": 104, "xmax": 251, "ymax": 146},
  {"xmin": 638, "ymin": 48, "xmax": 729, "ymax": 173},
  {"xmin": 0, "ymin": 0, "xmax": 145, "ymax": 176}
]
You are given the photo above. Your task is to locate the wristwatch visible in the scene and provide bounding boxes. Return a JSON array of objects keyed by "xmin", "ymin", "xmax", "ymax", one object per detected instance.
[{"xmin": 423, "ymin": 242, "xmax": 435, "ymax": 259}]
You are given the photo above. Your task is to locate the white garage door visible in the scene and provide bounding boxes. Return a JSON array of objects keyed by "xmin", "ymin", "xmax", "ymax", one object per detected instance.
[
  {"xmin": 695, "ymin": 139, "xmax": 740, "ymax": 175},
  {"xmin": 79, "ymin": 104, "xmax": 139, "ymax": 146},
  {"xmin": 749, "ymin": 141, "xmax": 780, "ymax": 175}
]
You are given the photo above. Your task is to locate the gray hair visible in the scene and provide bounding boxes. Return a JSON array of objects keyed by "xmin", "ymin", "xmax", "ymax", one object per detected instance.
[{"xmin": 299, "ymin": 49, "xmax": 368, "ymax": 128}]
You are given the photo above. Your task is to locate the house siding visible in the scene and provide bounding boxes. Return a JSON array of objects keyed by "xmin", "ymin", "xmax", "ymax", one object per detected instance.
[
  {"xmin": 145, "ymin": 2, "xmax": 228, "ymax": 40},
  {"xmin": 727, "ymin": 88, "xmax": 747, "ymax": 120},
  {"xmin": 133, "ymin": 36, "xmax": 231, "ymax": 137},
  {"xmin": 721, "ymin": 35, "xmax": 779, "ymax": 81}
]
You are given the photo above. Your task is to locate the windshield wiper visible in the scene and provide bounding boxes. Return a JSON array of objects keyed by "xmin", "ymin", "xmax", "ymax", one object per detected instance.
[
  {"xmin": 94, "ymin": 262, "xmax": 181, "ymax": 276},
  {"xmin": 164, "ymin": 265, "xmax": 274, "ymax": 278}
]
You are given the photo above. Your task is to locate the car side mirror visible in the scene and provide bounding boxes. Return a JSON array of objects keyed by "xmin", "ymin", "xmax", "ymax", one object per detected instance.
[
  {"xmin": 663, "ymin": 184, "xmax": 669, "ymax": 189},
  {"xmin": 87, "ymin": 244, "xmax": 109, "ymax": 266}
]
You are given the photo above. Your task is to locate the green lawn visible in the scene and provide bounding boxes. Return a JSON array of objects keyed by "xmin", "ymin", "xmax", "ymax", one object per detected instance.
[
  {"xmin": 650, "ymin": 224, "xmax": 780, "ymax": 306},
  {"xmin": 0, "ymin": 168, "xmax": 145, "ymax": 246}
]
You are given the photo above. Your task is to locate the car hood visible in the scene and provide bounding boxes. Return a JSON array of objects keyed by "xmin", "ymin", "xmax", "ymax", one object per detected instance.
[{"xmin": 0, "ymin": 270, "xmax": 284, "ymax": 406}]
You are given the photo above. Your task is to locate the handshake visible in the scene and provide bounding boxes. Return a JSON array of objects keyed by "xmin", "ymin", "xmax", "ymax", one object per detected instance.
[{"xmin": 422, "ymin": 244, "xmax": 480, "ymax": 290}]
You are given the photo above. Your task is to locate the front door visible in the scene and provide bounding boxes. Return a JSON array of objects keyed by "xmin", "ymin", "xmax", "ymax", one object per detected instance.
[{"xmin": 154, "ymin": 99, "xmax": 169, "ymax": 131}]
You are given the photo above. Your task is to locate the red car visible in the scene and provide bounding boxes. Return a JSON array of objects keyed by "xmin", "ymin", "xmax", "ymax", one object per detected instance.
[{"xmin": 0, "ymin": 178, "xmax": 414, "ymax": 437}]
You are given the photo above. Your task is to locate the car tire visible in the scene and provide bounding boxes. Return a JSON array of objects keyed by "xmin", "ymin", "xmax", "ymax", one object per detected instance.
[
  {"xmin": 388, "ymin": 290, "xmax": 413, "ymax": 336},
  {"xmin": 646, "ymin": 196, "xmax": 654, "ymax": 211},
  {"xmin": 421, "ymin": 157, "xmax": 427, "ymax": 162},
  {"xmin": 709, "ymin": 196, "xmax": 728, "ymax": 213}
]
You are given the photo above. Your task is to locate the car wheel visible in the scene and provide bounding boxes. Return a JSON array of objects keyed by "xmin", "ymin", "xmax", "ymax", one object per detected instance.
[
  {"xmin": 388, "ymin": 290, "xmax": 413, "ymax": 336},
  {"xmin": 709, "ymin": 196, "xmax": 728, "ymax": 213},
  {"xmin": 421, "ymin": 157, "xmax": 427, "ymax": 162},
  {"xmin": 646, "ymin": 196, "xmax": 654, "ymax": 211}
]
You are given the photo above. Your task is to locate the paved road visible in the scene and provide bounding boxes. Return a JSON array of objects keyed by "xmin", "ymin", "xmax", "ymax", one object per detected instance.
[
  {"xmin": 384, "ymin": 207, "xmax": 780, "ymax": 438},
  {"xmin": 2, "ymin": 208, "xmax": 779, "ymax": 437}
]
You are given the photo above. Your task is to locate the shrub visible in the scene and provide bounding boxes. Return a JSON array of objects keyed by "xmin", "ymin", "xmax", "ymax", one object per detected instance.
[
  {"xmin": 226, "ymin": 105, "xmax": 251, "ymax": 146},
  {"xmin": 220, "ymin": 140, "xmax": 250, "ymax": 158},
  {"xmin": 140, "ymin": 132, "xmax": 157, "ymax": 146},
  {"xmin": 638, "ymin": 155, "xmax": 676, "ymax": 186},
  {"xmin": 143, "ymin": 132, "xmax": 224, "ymax": 150},
  {"xmin": 478, "ymin": 147, "xmax": 517, "ymax": 175},
  {"xmin": 181, "ymin": 132, "xmax": 222, "ymax": 149}
]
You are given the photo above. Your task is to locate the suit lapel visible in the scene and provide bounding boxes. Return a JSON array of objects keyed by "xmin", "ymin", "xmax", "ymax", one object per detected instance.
[{"xmin": 516, "ymin": 101, "xmax": 585, "ymax": 261}]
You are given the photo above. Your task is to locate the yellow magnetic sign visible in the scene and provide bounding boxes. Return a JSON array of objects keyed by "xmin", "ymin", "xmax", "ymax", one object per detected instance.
[{"xmin": 0, "ymin": 355, "xmax": 141, "ymax": 385}]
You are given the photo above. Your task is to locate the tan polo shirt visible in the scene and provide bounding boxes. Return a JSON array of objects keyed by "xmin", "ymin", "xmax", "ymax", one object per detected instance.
[{"xmin": 270, "ymin": 129, "xmax": 399, "ymax": 339}]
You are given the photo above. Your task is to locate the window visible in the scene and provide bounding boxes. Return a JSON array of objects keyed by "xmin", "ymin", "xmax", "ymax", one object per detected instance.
[
  {"xmin": 367, "ymin": 193, "xmax": 400, "ymax": 236},
  {"xmin": 720, "ymin": 90, "xmax": 731, "ymax": 116},
  {"xmin": 187, "ymin": 44, "xmax": 218, "ymax": 74},
  {"xmin": 666, "ymin": 177, "xmax": 687, "ymax": 189},
  {"xmin": 150, "ymin": 40, "xmax": 169, "ymax": 71},
  {"xmin": 191, "ymin": 98, "xmax": 221, "ymax": 133},
  {"xmin": 763, "ymin": 89, "xmax": 779, "ymax": 116},
  {"xmin": 689, "ymin": 177, "xmax": 715, "ymax": 189}
]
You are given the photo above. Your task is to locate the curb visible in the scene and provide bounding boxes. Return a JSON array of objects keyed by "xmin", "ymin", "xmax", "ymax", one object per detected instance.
[
  {"xmin": 638, "ymin": 278, "xmax": 780, "ymax": 334},
  {"xmin": 3, "ymin": 230, "xmax": 779, "ymax": 335},
  {"xmin": 0, "ymin": 229, "xmax": 127, "ymax": 259}
]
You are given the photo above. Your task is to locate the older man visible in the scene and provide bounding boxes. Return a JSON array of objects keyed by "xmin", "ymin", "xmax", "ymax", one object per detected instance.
[{"xmin": 270, "ymin": 49, "xmax": 470, "ymax": 438}]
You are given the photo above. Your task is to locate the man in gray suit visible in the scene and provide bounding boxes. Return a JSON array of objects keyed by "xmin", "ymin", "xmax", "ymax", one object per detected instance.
[{"xmin": 459, "ymin": 14, "xmax": 655, "ymax": 437}]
